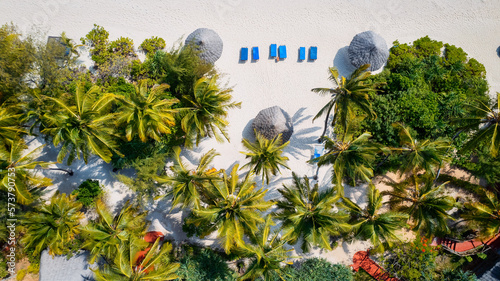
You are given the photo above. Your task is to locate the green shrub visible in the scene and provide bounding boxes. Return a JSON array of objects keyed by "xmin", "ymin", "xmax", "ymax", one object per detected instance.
[
  {"xmin": 175, "ymin": 248, "xmax": 237, "ymax": 281},
  {"xmin": 354, "ymin": 268, "xmax": 375, "ymax": 281},
  {"xmin": 16, "ymin": 269, "xmax": 26, "ymax": 281},
  {"xmin": 362, "ymin": 37, "xmax": 489, "ymax": 148},
  {"xmin": 0, "ymin": 255, "xmax": 9, "ymax": 279},
  {"xmin": 441, "ymin": 269, "xmax": 477, "ymax": 281},
  {"xmin": 140, "ymin": 36, "xmax": 166, "ymax": 57},
  {"xmin": 71, "ymin": 179, "xmax": 102, "ymax": 207},
  {"xmin": 277, "ymin": 258, "xmax": 354, "ymax": 281}
]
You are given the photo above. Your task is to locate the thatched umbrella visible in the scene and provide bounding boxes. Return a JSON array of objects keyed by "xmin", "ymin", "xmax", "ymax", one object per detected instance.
[
  {"xmin": 252, "ymin": 106, "xmax": 293, "ymax": 142},
  {"xmin": 185, "ymin": 28, "xmax": 223, "ymax": 64},
  {"xmin": 348, "ymin": 31, "xmax": 389, "ymax": 71}
]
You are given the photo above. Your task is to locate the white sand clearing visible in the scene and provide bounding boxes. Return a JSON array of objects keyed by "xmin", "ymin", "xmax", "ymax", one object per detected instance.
[{"xmin": 5, "ymin": 0, "xmax": 500, "ymax": 265}]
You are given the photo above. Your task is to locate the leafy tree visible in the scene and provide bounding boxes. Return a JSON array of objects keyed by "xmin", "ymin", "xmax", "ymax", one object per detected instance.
[
  {"xmin": 274, "ymin": 173, "xmax": 350, "ymax": 252},
  {"xmin": 81, "ymin": 199, "xmax": 147, "ymax": 264},
  {"xmin": 456, "ymin": 93, "xmax": 500, "ymax": 157},
  {"xmin": 21, "ymin": 192, "xmax": 84, "ymax": 256},
  {"xmin": 241, "ymin": 132, "xmax": 290, "ymax": 185},
  {"xmin": 114, "ymin": 80, "xmax": 178, "ymax": 142},
  {"xmin": 312, "ymin": 64, "xmax": 382, "ymax": 139},
  {"xmin": 392, "ymin": 123, "xmax": 450, "ymax": 178},
  {"xmin": 40, "ymin": 83, "xmax": 121, "ymax": 164},
  {"xmin": 0, "ymin": 140, "xmax": 52, "ymax": 204},
  {"xmin": 384, "ymin": 178, "xmax": 455, "ymax": 235},
  {"xmin": 94, "ymin": 237, "xmax": 179, "ymax": 281},
  {"xmin": 71, "ymin": 179, "xmax": 102, "ymax": 207},
  {"xmin": 0, "ymin": 24, "xmax": 34, "ymax": 105},
  {"xmin": 140, "ymin": 36, "xmax": 166, "ymax": 57},
  {"xmin": 341, "ymin": 184, "xmax": 408, "ymax": 252},
  {"xmin": 241, "ymin": 216, "xmax": 292, "ymax": 281},
  {"xmin": 157, "ymin": 146, "xmax": 220, "ymax": 210},
  {"xmin": 310, "ymin": 120, "xmax": 385, "ymax": 194},
  {"xmin": 187, "ymin": 164, "xmax": 273, "ymax": 254},
  {"xmin": 180, "ymin": 76, "xmax": 241, "ymax": 147},
  {"xmin": 362, "ymin": 36, "xmax": 489, "ymax": 147},
  {"xmin": 175, "ymin": 248, "xmax": 237, "ymax": 281}
]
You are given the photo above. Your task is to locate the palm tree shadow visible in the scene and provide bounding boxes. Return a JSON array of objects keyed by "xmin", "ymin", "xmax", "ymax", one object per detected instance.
[
  {"xmin": 260, "ymin": 174, "xmax": 294, "ymax": 201},
  {"xmin": 242, "ymin": 118, "xmax": 256, "ymax": 143},
  {"xmin": 333, "ymin": 46, "xmax": 356, "ymax": 78},
  {"xmin": 285, "ymin": 108, "xmax": 321, "ymax": 158}
]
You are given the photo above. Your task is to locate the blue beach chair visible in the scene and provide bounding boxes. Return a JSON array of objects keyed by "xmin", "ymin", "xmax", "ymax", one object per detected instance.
[
  {"xmin": 310, "ymin": 46, "xmax": 317, "ymax": 60},
  {"xmin": 240, "ymin": 47, "xmax": 248, "ymax": 61},
  {"xmin": 270, "ymin": 44, "xmax": 277, "ymax": 58},
  {"xmin": 279, "ymin": 45, "xmax": 287, "ymax": 59},
  {"xmin": 299, "ymin": 47, "xmax": 306, "ymax": 60},
  {"xmin": 252, "ymin": 47, "xmax": 259, "ymax": 60}
]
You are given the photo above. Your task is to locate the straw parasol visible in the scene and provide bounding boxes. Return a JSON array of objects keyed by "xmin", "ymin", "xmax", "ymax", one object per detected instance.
[
  {"xmin": 185, "ymin": 28, "xmax": 223, "ymax": 64},
  {"xmin": 252, "ymin": 106, "xmax": 293, "ymax": 143},
  {"xmin": 348, "ymin": 31, "xmax": 389, "ymax": 71}
]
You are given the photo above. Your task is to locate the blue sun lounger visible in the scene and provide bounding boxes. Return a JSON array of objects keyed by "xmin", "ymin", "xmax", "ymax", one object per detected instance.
[
  {"xmin": 299, "ymin": 47, "xmax": 306, "ymax": 61},
  {"xmin": 310, "ymin": 46, "xmax": 318, "ymax": 60},
  {"xmin": 240, "ymin": 47, "xmax": 248, "ymax": 61},
  {"xmin": 270, "ymin": 44, "xmax": 277, "ymax": 58},
  {"xmin": 279, "ymin": 45, "xmax": 287, "ymax": 59},
  {"xmin": 252, "ymin": 47, "xmax": 259, "ymax": 60}
]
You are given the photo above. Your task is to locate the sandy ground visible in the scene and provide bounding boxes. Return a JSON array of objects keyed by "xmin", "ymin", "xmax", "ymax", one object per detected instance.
[{"xmin": 2, "ymin": 0, "xmax": 500, "ymax": 267}]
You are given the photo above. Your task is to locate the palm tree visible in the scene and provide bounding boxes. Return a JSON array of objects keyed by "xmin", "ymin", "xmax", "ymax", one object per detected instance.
[
  {"xmin": 241, "ymin": 131, "xmax": 290, "ymax": 185},
  {"xmin": 309, "ymin": 121, "xmax": 385, "ymax": 195},
  {"xmin": 312, "ymin": 64, "xmax": 382, "ymax": 140},
  {"xmin": 81, "ymin": 199, "xmax": 148, "ymax": 264},
  {"xmin": 21, "ymin": 192, "xmax": 84, "ymax": 256},
  {"xmin": 40, "ymin": 83, "xmax": 121, "ymax": 165},
  {"xmin": 384, "ymin": 178, "xmax": 455, "ymax": 236},
  {"xmin": 457, "ymin": 92, "xmax": 500, "ymax": 157},
  {"xmin": 114, "ymin": 81, "xmax": 179, "ymax": 142},
  {"xmin": 156, "ymin": 146, "xmax": 220, "ymax": 210},
  {"xmin": 392, "ymin": 123, "xmax": 451, "ymax": 180},
  {"xmin": 340, "ymin": 184, "xmax": 408, "ymax": 252},
  {"xmin": 274, "ymin": 173, "xmax": 350, "ymax": 252},
  {"xmin": 463, "ymin": 189, "xmax": 500, "ymax": 238},
  {"xmin": 94, "ymin": 237, "xmax": 179, "ymax": 281},
  {"xmin": 180, "ymin": 76, "xmax": 241, "ymax": 147},
  {"xmin": 240, "ymin": 215, "xmax": 292, "ymax": 281},
  {"xmin": 0, "ymin": 139, "xmax": 53, "ymax": 204},
  {"xmin": 187, "ymin": 164, "xmax": 273, "ymax": 254},
  {"xmin": 0, "ymin": 105, "xmax": 25, "ymax": 153}
]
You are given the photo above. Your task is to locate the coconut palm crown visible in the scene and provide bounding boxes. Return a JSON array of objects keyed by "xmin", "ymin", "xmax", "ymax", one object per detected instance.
[
  {"xmin": 187, "ymin": 164, "xmax": 273, "ymax": 254},
  {"xmin": 274, "ymin": 173, "xmax": 350, "ymax": 253},
  {"xmin": 114, "ymin": 80, "xmax": 179, "ymax": 142},
  {"xmin": 241, "ymin": 131, "xmax": 290, "ymax": 185},
  {"xmin": 463, "ymin": 189, "xmax": 500, "ymax": 238}
]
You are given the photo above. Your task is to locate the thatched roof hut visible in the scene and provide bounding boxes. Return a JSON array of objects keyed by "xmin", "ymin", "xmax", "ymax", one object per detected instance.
[
  {"xmin": 185, "ymin": 28, "xmax": 223, "ymax": 64},
  {"xmin": 252, "ymin": 106, "xmax": 293, "ymax": 143},
  {"xmin": 348, "ymin": 31, "xmax": 389, "ymax": 71},
  {"xmin": 39, "ymin": 250, "xmax": 94, "ymax": 281}
]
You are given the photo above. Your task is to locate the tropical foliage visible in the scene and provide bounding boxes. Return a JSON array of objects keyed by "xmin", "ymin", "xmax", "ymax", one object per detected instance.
[
  {"xmin": 274, "ymin": 173, "xmax": 350, "ymax": 252},
  {"xmin": 21, "ymin": 193, "xmax": 84, "ymax": 256},
  {"xmin": 187, "ymin": 165, "xmax": 273, "ymax": 253},
  {"xmin": 94, "ymin": 237, "xmax": 179, "ymax": 281},
  {"xmin": 81, "ymin": 199, "xmax": 147, "ymax": 263},
  {"xmin": 241, "ymin": 132, "xmax": 290, "ymax": 185},
  {"xmin": 312, "ymin": 64, "xmax": 382, "ymax": 138},
  {"xmin": 175, "ymin": 247, "xmax": 237, "ymax": 281},
  {"xmin": 341, "ymin": 184, "xmax": 408, "ymax": 252},
  {"xmin": 463, "ymin": 189, "xmax": 500, "ymax": 238}
]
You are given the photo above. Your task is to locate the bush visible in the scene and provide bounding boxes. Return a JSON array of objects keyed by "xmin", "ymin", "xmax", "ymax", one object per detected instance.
[
  {"xmin": 441, "ymin": 269, "xmax": 477, "ymax": 281},
  {"xmin": 361, "ymin": 36, "xmax": 489, "ymax": 147},
  {"xmin": 71, "ymin": 179, "xmax": 102, "ymax": 207},
  {"xmin": 175, "ymin": 248, "xmax": 237, "ymax": 281},
  {"xmin": 140, "ymin": 36, "xmax": 166, "ymax": 57},
  {"xmin": 16, "ymin": 269, "xmax": 27, "ymax": 281},
  {"xmin": 354, "ymin": 268, "xmax": 375, "ymax": 281},
  {"xmin": 277, "ymin": 258, "xmax": 354, "ymax": 281}
]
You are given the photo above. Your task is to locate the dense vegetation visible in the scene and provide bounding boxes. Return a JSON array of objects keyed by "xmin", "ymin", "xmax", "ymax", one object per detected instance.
[{"xmin": 1, "ymin": 22, "xmax": 498, "ymax": 281}]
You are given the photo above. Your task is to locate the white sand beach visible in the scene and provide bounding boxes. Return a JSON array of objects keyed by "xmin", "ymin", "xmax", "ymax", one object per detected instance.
[{"xmin": 3, "ymin": 0, "xmax": 500, "ymax": 265}]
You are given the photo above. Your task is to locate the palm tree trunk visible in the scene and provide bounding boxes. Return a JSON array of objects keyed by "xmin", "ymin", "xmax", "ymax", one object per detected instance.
[
  {"xmin": 319, "ymin": 106, "xmax": 333, "ymax": 143},
  {"xmin": 45, "ymin": 167, "xmax": 74, "ymax": 176}
]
